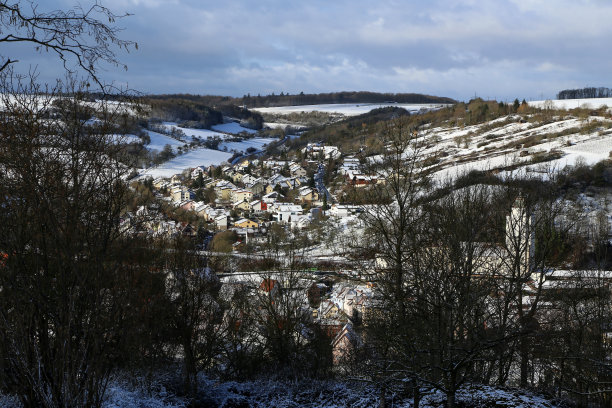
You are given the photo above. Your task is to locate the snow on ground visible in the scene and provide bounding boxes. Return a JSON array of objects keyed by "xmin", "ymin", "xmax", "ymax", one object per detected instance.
[
  {"xmin": 417, "ymin": 113, "xmax": 612, "ymax": 182},
  {"xmin": 432, "ymin": 152, "xmax": 525, "ymax": 182},
  {"xmin": 108, "ymin": 134, "xmax": 142, "ymax": 145},
  {"xmin": 211, "ymin": 122, "xmax": 257, "ymax": 135},
  {"xmin": 140, "ymin": 148, "xmax": 232, "ymax": 178},
  {"xmin": 253, "ymin": 103, "xmax": 448, "ymax": 116},
  {"xmin": 0, "ymin": 374, "xmax": 568, "ymax": 408},
  {"xmin": 218, "ymin": 137, "xmax": 275, "ymax": 154},
  {"xmin": 143, "ymin": 129, "xmax": 186, "ymax": 152},
  {"xmin": 530, "ymin": 97, "xmax": 612, "ymax": 110},
  {"xmin": 161, "ymin": 122, "xmax": 226, "ymax": 140},
  {"xmin": 533, "ymin": 133, "xmax": 612, "ymax": 170},
  {"xmin": 264, "ymin": 122, "xmax": 307, "ymax": 130}
]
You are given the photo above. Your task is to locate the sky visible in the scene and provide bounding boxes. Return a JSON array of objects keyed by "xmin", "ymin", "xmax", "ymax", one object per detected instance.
[{"xmin": 7, "ymin": 0, "xmax": 612, "ymax": 102}]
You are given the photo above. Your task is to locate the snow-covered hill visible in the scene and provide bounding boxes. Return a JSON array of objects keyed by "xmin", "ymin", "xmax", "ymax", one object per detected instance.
[
  {"xmin": 414, "ymin": 114, "xmax": 612, "ymax": 182},
  {"xmin": 530, "ymin": 97, "xmax": 612, "ymax": 110},
  {"xmin": 138, "ymin": 121, "xmax": 275, "ymax": 178}
]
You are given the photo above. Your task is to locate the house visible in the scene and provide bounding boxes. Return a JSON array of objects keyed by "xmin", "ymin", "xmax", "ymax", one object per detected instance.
[
  {"xmin": 250, "ymin": 200, "xmax": 268, "ymax": 213},
  {"xmin": 268, "ymin": 173, "xmax": 286, "ymax": 187},
  {"xmin": 217, "ymin": 186, "xmax": 234, "ymax": 201},
  {"xmin": 259, "ymin": 278, "xmax": 280, "ymax": 297},
  {"xmin": 263, "ymin": 191, "xmax": 283, "ymax": 204},
  {"xmin": 332, "ymin": 322, "xmax": 362, "ymax": 366},
  {"xmin": 273, "ymin": 204, "xmax": 303, "ymax": 223},
  {"xmin": 179, "ymin": 200, "xmax": 196, "ymax": 211},
  {"xmin": 153, "ymin": 177, "xmax": 168, "ymax": 189},
  {"xmin": 241, "ymin": 174, "xmax": 258, "ymax": 185},
  {"xmin": 330, "ymin": 285, "xmax": 372, "ymax": 322},
  {"xmin": 298, "ymin": 186, "xmax": 319, "ymax": 203},
  {"xmin": 289, "ymin": 163, "xmax": 307, "ymax": 177},
  {"xmin": 264, "ymin": 184, "xmax": 275, "ymax": 195},
  {"xmin": 246, "ymin": 180, "xmax": 265, "ymax": 196},
  {"xmin": 329, "ymin": 204, "xmax": 360, "ymax": 218},
  {"xmin": 263, "ymin": 160, "xmax": 288, "ymax": 169},
  {"xmin": 231, "ymin": 189, "xmax": 253, "ymax": 203},
  {"xmin": 232, "ymin": 200, "xmax": 251, "ymax": 211},
  {"xmin": 191, "ymin": 166, "xmax": 207, "ymax": 178},
  {"xmin": 290, "ymin": 214, "xmax": 311, "ymax": 229},
  {"xmin": 303, "ymin": 143, "xmax": 341, "ymax": 160},
  {"xmin": 179, "ymin": 222, "xmax": 196, "ymax": 237},
  {"xmin": 171, "ymin": 186, "xmax": 192, "ymax": 203},
  {"xmin": 234, "ymin": 218, "xmax": 259, "ymax": 229},
  {"xmin": 283, "ymin": 178, "xmax": 300, "ymax": 189},
  {"xmin": 231, "ymin": 172, "xmax": 244, "ymax": 183},
  {"xmin": 339, "ymin": 157, "xmax": 360, "ymax": 175},
  {"xmin": 214, "ymin": 214, "xmax": 229, "ymax": 230},
  {"xmin": 345, "ymin": 171, "xmax": 378, "ymax": 187}
]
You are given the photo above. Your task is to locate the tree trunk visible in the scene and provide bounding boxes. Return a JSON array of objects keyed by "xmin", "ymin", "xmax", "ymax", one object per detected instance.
[
  {"xmin": 378, "ymin": 387, "xmax": 386, "ymax": 408},
  {"xmin": 446, "ymin": 391, "xmax": 455, "ymax": 408},
  {"xmin": 413, "ymin": 379, "xmax": 421, "ymax": 408},
  {"xmin": 183, "ymin": 342, "xmax": 197, "ymax": 397},
  {"xmin": 520, "ymin": 335, "xmax": 529, "ymax": 387}
]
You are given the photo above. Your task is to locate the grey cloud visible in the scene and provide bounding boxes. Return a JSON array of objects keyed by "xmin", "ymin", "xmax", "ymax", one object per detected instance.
[{"xmin": 16, "ymin": 0, "xmax": 612, "ymax": 100}]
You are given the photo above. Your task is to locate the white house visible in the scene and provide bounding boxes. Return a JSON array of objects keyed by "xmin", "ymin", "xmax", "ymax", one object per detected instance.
[{"xmin": 273, "ymin": 204, "xmax": 303, "ymax": 224}]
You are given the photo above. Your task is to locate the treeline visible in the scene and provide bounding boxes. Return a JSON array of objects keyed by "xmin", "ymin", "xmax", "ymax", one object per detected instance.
[
  {"xmin": 144, "ymin": 95, "xmax": 263, "ymax": 130},
  {"xmin": 145, "ymin": 97, "xmax": 223, "ymax": 128},
  {"xmin": 146, "ymin": 91, "xmax": 456, "ymax": 109},
  {"xmin": 240, "ymin": 91, "xmax": 456, "ymax": 107},
  {"xmin": 557, "ymin": 87, "xmax": 612, "ymax": 100}
]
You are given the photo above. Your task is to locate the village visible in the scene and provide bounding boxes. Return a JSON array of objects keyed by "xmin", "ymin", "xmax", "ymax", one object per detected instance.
[{"xmin": 121, "ymin": 126, "xmax": 612, "ymax": 370}]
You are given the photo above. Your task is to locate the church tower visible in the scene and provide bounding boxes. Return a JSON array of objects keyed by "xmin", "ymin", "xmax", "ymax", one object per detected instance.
[{"xmin": 506, "ymin": 195, "xmax": 535, "ymax": 276}]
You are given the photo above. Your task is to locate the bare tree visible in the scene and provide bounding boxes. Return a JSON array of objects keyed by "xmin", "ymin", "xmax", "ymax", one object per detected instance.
[
  {"xmin": 0, "ymin": 75, "xmax": 141, "ymax": 408},
  {"xmin": 0, "ymin": 0, "xmax": 136, "ymax": 87},
  {"xmin": 164, "ymin": 237, "xmax": 223, "ymax": 398}
]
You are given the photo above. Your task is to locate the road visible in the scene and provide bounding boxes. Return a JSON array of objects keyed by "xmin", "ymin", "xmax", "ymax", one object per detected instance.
[{"xmin": 315, "ymin": 162, "xmax": 335, "ymax": 204}]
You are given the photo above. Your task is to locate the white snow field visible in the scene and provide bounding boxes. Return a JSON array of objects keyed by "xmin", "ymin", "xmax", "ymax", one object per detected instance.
[
  {"xmin": 529, "ymin": 97, "xmax": 612, "ymax": 110},
  {"xmin": 219, "ymin": 137, "xmax": 275, "ymax": 154},
  {"xmin": 253, "ymin": 103, "xmax": 448, "ymax": 116},
  {"xmin": 264, "ymin": 122, "xmax": 307, "ymax": 130},
  {"xmin": 212, "ymin": 122, "xmax": 258, "ymax": 135},
  {"xmin": 140, "ymin": 148, "xmax": 232, "ymax": 178},
  {"xmin": 160, "ymin": 122, "xmax": 226, "ymax": 140},
  {"xmin": 142, "ymin": 129, "xmax": 186, "ymax": 152}
]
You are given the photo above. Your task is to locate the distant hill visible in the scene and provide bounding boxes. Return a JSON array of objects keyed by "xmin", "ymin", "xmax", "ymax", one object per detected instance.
[{"xmin": 146, "ymin": 91, "xmax": 456, "ymax": 109}]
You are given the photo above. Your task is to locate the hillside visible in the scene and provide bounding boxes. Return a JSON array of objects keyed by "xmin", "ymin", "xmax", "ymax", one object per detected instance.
[{"xmin": 289, "ymin": 99, "xmax": 612, "ymax": 177}]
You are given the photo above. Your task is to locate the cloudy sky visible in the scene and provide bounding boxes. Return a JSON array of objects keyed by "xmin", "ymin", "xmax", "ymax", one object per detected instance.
[{"xmin": 9, "ymin": 0, "xmax": 612, "ymax": 101}]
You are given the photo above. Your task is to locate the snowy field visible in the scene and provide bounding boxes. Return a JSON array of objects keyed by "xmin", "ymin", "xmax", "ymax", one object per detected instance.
[
  {"xmin": 529, "ymin": 97, "xmax": 612, "ymax": 110},
  {"xmin": 140, "ymin": 148, "xmax": 232, "ymax": 178},
  {"xmin": 535, "ymin": 134, "xmax": 612, "ymax": 170},
  {"xmin": 160, "ymin": 122, "xmax": 226, "ymax": 140},
  {"xmin": 211, "ymin": 122, "xmax": 257, "ymax": 135},
  {"xmin": 253, "ymin": 103, "xmax": 449, "ymax": 116},
  {"xmin": 264, "ymin": 122, "xmax": 307, "ymax": 130},
  {"xmin": 219, "ymin": 137, "xmax": 275, "ymax": 154},
  {"xmin": 143, "ymin": 129, "xmax": 186, "ymax": 152},
  {"xmin": 139, "ymin": 122, "xmax": 276, "ymax": 177}
]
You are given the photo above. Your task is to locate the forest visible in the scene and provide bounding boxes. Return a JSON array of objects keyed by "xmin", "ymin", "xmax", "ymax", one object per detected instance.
[{"xmin": 557, "ymin": 87, "xmax": 612, "ymax": 100}]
